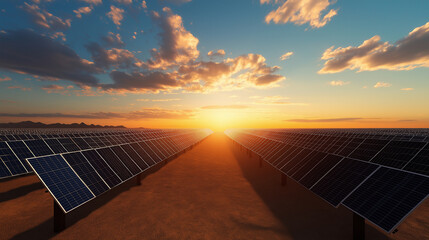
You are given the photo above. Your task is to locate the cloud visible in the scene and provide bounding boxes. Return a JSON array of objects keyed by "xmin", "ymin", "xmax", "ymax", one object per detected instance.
[
  {"xmin": 201, "ymin": 105, "xmax": 248, "ymax": 110},
  {"xmin": 0, "ymin": 30, "xmax": 100, "ymax": 87},
  {"xmin": 262, "ymin": 0, "xmax": 337, "ymax": 28},
  {"xmin": 86, "ymin": 43, "xmax": 140, "ymax": 69},
  {"xmin": 80, "ymin": 0, "xmax": 102, "ymax": 5},
  {"xmin": 147, "ymin": 7, "xmax": 199, "ymax": 69},
  {"xmin": 137, "ymin": 98, "xmax": 181, "ymax": 102},
  {"xmin": 0, "ymin": 108, "xmax": 195, "ymax": 119},
  {"xmin": 22, "ymin": 3, "xmax": 71, "ymax": 31},
  {"xmin": 280, "ymin": 51, "xmax": 293, "ymax": 60},
  {"xmin": 107, "ymin": 6, "xmax": 124, "ymax": 26},
  {"xmin": 8, "ymin": 86, "xmax": 32, "ymax": 91},
  {"xmin": 102, "ymin": 32, "xmax": 124, "ymax": 47},
  {"xmin": 103, "ymin": 70, "xmax": 180, "ymax": 92},
  {"xmin": 42, "ymin": 84, "xmax": 65, "ymax": 90},
  {"xmin": 401, "ymin": 88, "xmax": 414, "ymax": 91},
  {"xmin": 114, "ymin": 0, "xmax": 133, "ymax": 4},
  {"xmin": 159, "ymin": 0, "xmax": 192, "ymax": 4},
  {"xmin": 173, "ymin": 54, "xmax": 285, "ymax": 92},
  {"xmin": 319, "ymin": 22, "xmax": 429, "ymax": 73},
  {"xmin": 329, "ymin": 80, "xmax": 350, "ymax": 86},
  {"xmin": 374, "ymin": 82, "xmax": 391, "ymax": 88},
  {"xmin": 208, "ymin": 49, "xmax": 226, "ymax": 57},
  {"xmin": 284, "ymin": 118, "xmax": 368, "ymax": 122},
  {"xmin": 50, "ymin": 32, "xmax": 66, "ymax": 41},
  {"xmin": 0, "ymin": 76, "xmax": 11, "ymax": 81},
  {"xmin": 74, "ymin": 6, "xmax": 93, "ymax": 18}
]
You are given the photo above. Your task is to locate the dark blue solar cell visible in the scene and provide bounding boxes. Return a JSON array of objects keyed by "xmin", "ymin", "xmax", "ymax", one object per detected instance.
[
  {"xmin": 291, "ymin": 151, "xmax": 328, "ymax": 181},
  {"xmin": 62, "ymin": 152, "xmax": 110, "ymax": 196},
  {"xmin": 58, "ymin": 138, "xmax": 81, "ymax": 152},
  {"xmin": 343, "ymin": 167, "xmax": 429, "ymax": 232},
  {"xmin": 44, "ymin": 139, "xmax": 68, "ymax": 154},
  {"xmin": 0, "ymin": 142, "xmax": 27, "ymax": 175},
  {"xmin": 147, "ymin": 140, "xmax": 167, "ymax": 160},
  {"xmin": 299, "ymin": 154, "xmax": 344, "ymax": 189},
  {"xmin": 96, "ymin": 148, "xmax": 132, "ymax": 181},
  {"xmin": 348, "ymin": 139, "xmax": 390, "ymax": 161},
  {"xmin": 110, "ymin": 146, "xmax": 141, "ymax": 175},
  {"xmin": 82, "ymin": 137, "xmax": 99, "ymax": 148},
  {"xmin": 72, "ymin": 138, "xmax": 91, "ymax": 150},
  {"xmin": 281, "ymin": 149, "xmax": 314, "ymax": 175},
  {"xmin": 120, "ymin": 144, "xmax": 149, "ymax": 171},
  {"xmin": 310, "ymin": 158, "xmax": 379, "ymax": 207},
  {"xmin": 81, "ymin": 150, "xmax": 122, "ymax": 188},
  {"xmin": 28, "ymin": 155, "xmax": 94, "ymax": 212},
  {"xmin": 130, "ymin": 143, "xmax": 156, "ymax": 166},
  {"xmin": 138, "ymin": 142, "xmax": 161, "ymax": 163},
  {"xmin": 24, "ymin": 140, "xmax": 54, "ymax": 156},
  {"xmin": 0, "ymin": 160, "xmax": 12, "ymax": 178},
  {"xmin": 372, "ymin": 141, "xmax": 427, "ymax": 169},
  {"xmin": 7, "ymin": 141, "xmax": 34, "ymax": 171},
  {"xmin": 403, "ymin": 143, "xmax": 429, "ymax": 176}
]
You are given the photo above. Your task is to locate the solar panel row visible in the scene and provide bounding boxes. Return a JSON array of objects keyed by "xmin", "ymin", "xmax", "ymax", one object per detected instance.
[
  {"xmin": 27, "ymin": 129, "xmax": 212, "ymax": 212},
  {"xmin": 0, "ymin": 129, "xmax": 210, "ymax": 179},
  {"xmin": 225, "ymin": 129, "xmax": 429, "ymax": 233}
]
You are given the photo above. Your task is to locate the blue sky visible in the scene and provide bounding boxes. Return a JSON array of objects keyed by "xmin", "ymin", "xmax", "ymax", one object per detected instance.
[{"xmin": 0, "ymin": 0, "xmax": 428, "ymax": 130}]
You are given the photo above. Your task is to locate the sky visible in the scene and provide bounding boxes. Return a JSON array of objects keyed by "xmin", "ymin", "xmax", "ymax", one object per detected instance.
[{"xmin": 0, "ymin": 0, "xmax": 428, "ymax": 131}]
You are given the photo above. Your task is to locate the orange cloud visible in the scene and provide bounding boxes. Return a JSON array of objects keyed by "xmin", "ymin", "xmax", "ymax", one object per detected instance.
[
  {"xmin": 80, "ymin": 0, "xmax": 102, "ymax": 5},
  {"xmin": 208, "ymin": 49, "xmax": 226, "ymax": 57},
  {"xmin": 22, "ymin": 3, "xmax": 71, "ymax": 31},
  {"xmin": 319, "ymin": 22, "xmax": 429, "ymax": 73},
  {"xmin": 262, "ymin": 0, "xmax": 337, "ymax": 28},
  {"xmin": 401, "ymin": 88, "xmax": 414, "ymax": 91},
  {"xmin": 0, "ymin": 76, "xmax": 11, "ymax": 81},
  {"xmin": 147, "ymin": 7, "xmax": 199, "ymax": 69},
  {"xmin": 8, "ymin": 86, "xmax": 31, "ymax": 91},
  {"xmin": 329, "ymin": 80, "xmax": 350, "ymax": 86},
  {"xmin": 374, "ymin": 82, "xmax": 391, "ymax": 88},
  {"xmin": 74, "ymin": 6, "xmax": 92, "ymax": 18},
  {"xmin": 280, "ymin": 51, "xmax": 293, "ymax": 61},
  {"xmin": 107, "ymin": 6, "xmax": 124, "ymax": 26}
]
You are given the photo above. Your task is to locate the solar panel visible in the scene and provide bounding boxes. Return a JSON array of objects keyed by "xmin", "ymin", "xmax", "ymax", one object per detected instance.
[
  {"xmin": 24, "ymin": 140, "xmax": 54, "ymax": 156},
  {"xmin": 7, "ymin": 141, "xmax": 34, "ymax": 171},
  {"xmin": 0, "ymin": 142, "xmax": 27, "ymax": 175},
  {"xmin": 403, "ymin": 143, "xmax": 429, "ymax": 176},
  {"xmin": 96, "ymin": 148, "xmax": 133, "ymax": 181},
  {"xmin": 290, "ymin": 151, "xmax": 328, "ymax": 181},
  {"xmin": 120, "ymin": 144, "xmax": 149, "ymax": 171},
  {"xmin": 129, "ymin": 143, "xmax": 156, "ymax": 166},
  {"xmin": 62, "ymin": 152, "xmax": 110, "ymax": 196},
  {"xmin": 81, "ymin": 150, "xmax": 122, "ymax": 188},
  {"xmin": 44, "ymin": 138, "xmax": 68, "ymax": 154},
  {"xmin": 109, "ymin": 146, "xmax": 141, "ymax": 175},
  {"xmin": 27, "ymin": 155, "xmax": 94, "ymax": 212},
  {"xmin": 72, "ymin": 138, "xmax": 91, "ymax": 150},
  {"xmin": 348, "ymin": 139, "xmax": 390, "ymax": 161},
  {"xmin": 58, "ymin": 138, "xmax": 81, "ymax": 152},
  {"xmin": 343, "ymin": 167, "xmax": 429, "ymax": 232},
  {"xmin": 371, "ymin": 141, "xmax": 427, "ymax": 169},
  {"xmin": 138, "ymin": 142, "xmax": 161, "ymax": 163},
  {"xmin": 310, "ymin": 158, "xmax": 379, "ymax": 207}
]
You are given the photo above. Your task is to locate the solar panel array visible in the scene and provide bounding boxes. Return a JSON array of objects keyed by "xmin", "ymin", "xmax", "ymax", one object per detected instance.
[
  {"xmin": 225, "ymin": 128, "xmax": 429, "ymax": 233},
  {"xmin": 0, "ymin": 128, "xmax": 207, "ymax": 179},
  {"xmin": 23, "ymin": 128, "xmax": 212, "ymax": 212}
]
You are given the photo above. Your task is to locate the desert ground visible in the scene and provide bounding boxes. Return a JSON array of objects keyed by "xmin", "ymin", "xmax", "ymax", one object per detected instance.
[{"xmin": 0, "ymin": 133, "xmax": 427, "ymax": 240}]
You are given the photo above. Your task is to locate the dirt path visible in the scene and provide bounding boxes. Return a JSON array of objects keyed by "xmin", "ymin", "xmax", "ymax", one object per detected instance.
[{"xmin": 1, "ymin": 133, "xmax": 426, "ymax": 239}]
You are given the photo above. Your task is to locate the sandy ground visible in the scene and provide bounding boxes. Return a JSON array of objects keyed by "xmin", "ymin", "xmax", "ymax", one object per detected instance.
[{"xmin": 0, "ymin": 133, "xmax": 427, "ymax": 240}]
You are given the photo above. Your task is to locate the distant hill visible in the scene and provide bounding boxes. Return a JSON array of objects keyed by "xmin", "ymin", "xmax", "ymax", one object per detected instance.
[{"xmin": 0, "ymin": 121, "xmax": 126, "ymax": 129}]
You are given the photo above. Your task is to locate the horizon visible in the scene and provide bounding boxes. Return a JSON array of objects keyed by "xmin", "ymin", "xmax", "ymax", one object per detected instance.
[{"xmin": 1, "ymin": 0, "xmax": 429, "ymax": 131}]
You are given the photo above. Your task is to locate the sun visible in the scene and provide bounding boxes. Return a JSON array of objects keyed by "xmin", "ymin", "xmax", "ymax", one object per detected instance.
[{"xmin": 201, "ymin": 109, "xmax": 242, "ymax": 132}]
